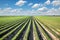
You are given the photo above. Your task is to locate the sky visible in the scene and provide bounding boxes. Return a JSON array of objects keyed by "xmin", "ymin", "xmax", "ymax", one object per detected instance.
[{"xmin": 0, "ymin": 0, "xmax": 60, "ymax": 16}]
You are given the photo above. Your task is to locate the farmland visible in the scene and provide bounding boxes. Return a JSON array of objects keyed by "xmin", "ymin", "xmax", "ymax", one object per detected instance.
[{"xmin": 0, "ymin": 16, "xmax": 60, "ymax": 40}]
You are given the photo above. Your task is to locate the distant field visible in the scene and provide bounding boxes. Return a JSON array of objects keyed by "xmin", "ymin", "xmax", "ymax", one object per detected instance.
[
  {"xmin": 0, "ymin": 16, "xmax": 60, "ymax": 40},
  {"xmin": 0, "ymin": 16, "xmax": 28, "ymax": 25}
]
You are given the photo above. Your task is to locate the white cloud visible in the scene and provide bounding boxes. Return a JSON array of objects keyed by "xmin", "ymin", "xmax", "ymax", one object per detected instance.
[
  {"xmin": 45, "ymin": 0, "xmax": 50, "ymax": 5},
  {"xmin": 0, "ymin": 7, "xmax": 24, "ymax": 16},
  {"xmin": 52, "ymin": 0, "xmax": 60, "ymax": 6},
  {"xmin": 0, "ymin": 7, "xmax": 60, "ymax": 16},
  {"xmin": 32, "ymin": 4, "xmax": 40, "ymax": 8},
  {"xmin": 37, "ymin": 7, "xmax": 48, "ymax": 12},
  {"xmin": 47, "ymin": 8, "xmax": 60, "ymax": 15},
  {"xmin": 15, "ymin": 0, "xmax": 27, "ymax": 6},
  {"xmin": 28, "ymin": 3, "xmax": 33, "ymax": 6},
  {"xmin": 43, "ymin": 8, "xmax": 60, "ymax": 15},
  {"xmin": 36, "ymin": 7, "xmax": 60, "ymax": 15},
  {"xmin": 0, "ymin": 7, "xmax": 12, "ymax": 13},
  {"xmin": 53, "ymin": 0, "xmax": 60, "ymax": 1},
  {"xmin": 38, "ymin": 0, "xmax": 50, "ymax": 8},
  {"xmin": 0, "ymin": 7, "xmax": 41, "ymax": 16}
]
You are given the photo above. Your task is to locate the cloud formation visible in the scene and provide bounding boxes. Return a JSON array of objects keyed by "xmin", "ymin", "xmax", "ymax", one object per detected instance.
[
  {"xmin": 37, "ymin": 7, "xmax": 48, "ymax": 12},
  {"xmin": 15, "ymin": 0, "xmax": 27, "ymax": 6},
  {"xmin": 32, "ymin": 4, "xmax": 40, "ymax": 8},
  {"xmin": 45, "ymin": 0, "xmax": 50, "ymax": 5},
  {"xmin": 52, "ymin": 0, "xmax": 60, "ymax": 6},
  {"xmin": 0, "ymin": 0, "xmax": 60, "ymax": 16}
]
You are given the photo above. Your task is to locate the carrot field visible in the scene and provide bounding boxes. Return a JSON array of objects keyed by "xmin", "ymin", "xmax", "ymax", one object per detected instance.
[{"xmin": 0, "ymin": 16, "xmax": 60, "ymax": 40}]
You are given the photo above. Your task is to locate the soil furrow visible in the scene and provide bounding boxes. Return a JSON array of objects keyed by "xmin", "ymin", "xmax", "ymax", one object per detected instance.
[
  {"xmin": 0, "ymin": 19, "xmax": 20, "ymax": 29},
  {"xmin": 0, "ymin": 19, "xmax": 27, "ymax": 38},
  {"xmin": 28, "ymin": 18, "xmax": 33, "ymax": 40},
  {"xmin": 3, "ymin": 19, "xmax": 28, "ymax": 40},
  {"xmin": 15, "ymin": 19, "xmax": 30, "ymax": 40},
  {"xmin": 0, "ymin": 20, "xmax": 20, "ymax": 31},
  {"xmin": 34, "ymin": 20, "xmax": 43, "ymax": 40},
  {"xmin": 36, "ymin": 19, "xmax": 52, "ymax": 40}
]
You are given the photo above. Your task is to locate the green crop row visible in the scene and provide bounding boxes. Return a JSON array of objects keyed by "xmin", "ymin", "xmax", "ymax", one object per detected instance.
[
  {"xmin": 23, "ymin": 20, "xmax": 31, "ymax": 40},
  {"xmin": 0, "ymin": 18, "xmax": 25, "ymax": 31},
  {"xmin": 0, "ymin": 17, "xmax": 29, "ymax": 40},
  {"xmin": 32, "ymin": 20, "xmax": 40, "ymax": 40},
  {"xmin": 0, "ymin": 16, "xmax": 60, "ymax": 40},
  {"xmin": 35, "ymin": 16, "xmax": 60, "ymax": 40},
  {"xmin": 11, "ymin": 19, "xmax": 29, "ymax": 40}
]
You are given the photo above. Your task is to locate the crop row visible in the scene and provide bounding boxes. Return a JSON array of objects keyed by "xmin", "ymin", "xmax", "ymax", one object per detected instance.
[{"xmin": 0, "ymin": 16, "xmax": 60, "ymax": 40}]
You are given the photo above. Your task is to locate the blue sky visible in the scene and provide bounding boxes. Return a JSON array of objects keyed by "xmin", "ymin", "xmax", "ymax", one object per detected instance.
[
  {"xmin": 0, "ymin": 0, "xmax": 60, "ymax": 16},
  {"xmin": 0, "ymin": 0, "xmax": 53, "ymax": 9}
]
